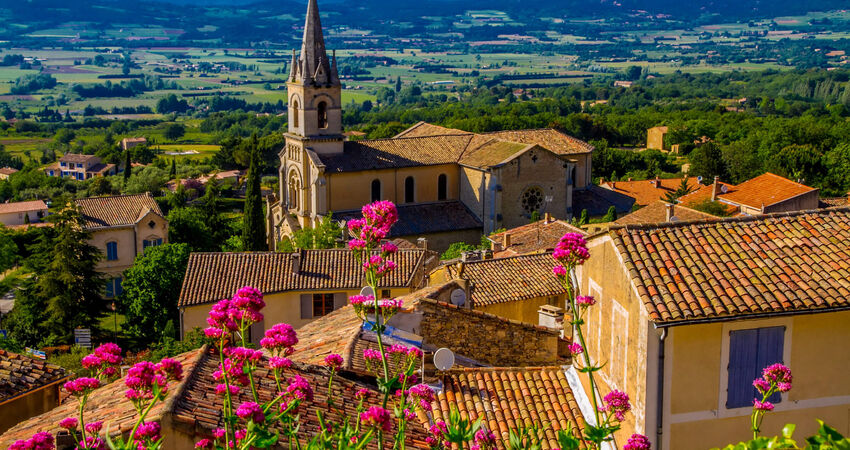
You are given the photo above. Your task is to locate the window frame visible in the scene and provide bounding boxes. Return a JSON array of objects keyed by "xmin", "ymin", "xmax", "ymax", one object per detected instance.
[
  {"xmin": 437, "ymin": 174, "xmax": 448, "ymax": 200},
  {"xmin": 312, "ymin": 293, "xmax": 334, "ymax": 318},
  {"xmin": 404, "ymin": 176, "xmax": 415, "ymax": 203},
  {"xmin": 106, "ymin": 241, "xmax": 118, "ymax": 261}
]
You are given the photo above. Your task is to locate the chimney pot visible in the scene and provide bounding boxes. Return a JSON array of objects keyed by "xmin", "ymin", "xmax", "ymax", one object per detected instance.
[
  {"xmin": 416, "ymin": 237, "xmax": 428, "ymax": 250},
  {"xmin": 538, "ymin": 304, "xmax": 565, "ymax": 333},
  {"xmin": 665, "ymin": 203, "xmax": 674, "ymax": 222},
  {"xmin": 503, "ymin": 233, "xmax": 511, "ymax": 249},
  {"xmin": 711, "ymin": 176, "xmax": 719, "ymax": 201},
  {"xmin": 544, "ymin": 212, "xmax": 552, "ymax": 223},
  {"xmin": 290, "ymin": 251, "xmax": 302, "ymax": 274},
  {"xmin": 655, "ymin": 176, "xmax": 661, "ymax": 188}
]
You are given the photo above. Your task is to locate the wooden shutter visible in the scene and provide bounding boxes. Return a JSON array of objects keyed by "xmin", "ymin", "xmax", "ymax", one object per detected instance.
[
  {"xmin": 727, "ymin": 328, "xmax": 759, "ymax": 408},
  {"xmin": 333, "ymin": 293, "xmax": 347, "ymax": 310},
  {"xmin": 300, "ymin": 294, "xmax": 313, "ymax": 319},
  {"xmin": 756, "ymin": 326, "xmax": 785, "ymax": 403}
]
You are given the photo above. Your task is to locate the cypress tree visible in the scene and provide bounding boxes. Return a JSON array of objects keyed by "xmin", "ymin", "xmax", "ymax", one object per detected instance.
[
  {"xmin": 169, "ymin": 159, "xmax": 177, "ymax": 179},
  {"xmin": 124, "ymin": 151, "xmax": 132, "ymax": 181},
  {"xmin": 242, "ymin": 134, "xmax": 266, "ymax": 251}
]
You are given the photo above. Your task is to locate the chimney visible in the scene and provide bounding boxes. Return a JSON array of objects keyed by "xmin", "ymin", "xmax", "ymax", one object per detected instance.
[
  {"xmin": 416, "ymin": 237, "xmax": 428, "ymax": 251},
  {"xmin": 655, "ymin": 176, "xmax": 661, "ymax": 188},
  {"xmin": 290, "ymin": 251, "xmax": 302, "ymax": 274},
  {"xmin": 711, "ymin": 176, "xmax": 719, "ymax": 201},
  {"xmin": 599, "ymin": 177, "xmax": 605, "ymax": 185},
  {"xmin": 538, "ymin": 304, "xmax": 564, "ymax": 332},
  {"xmin": 502, "ymin": 233, "xmax": 511, "ymax": 249},
  {"xmin": 544, "ymin": 212, "xmax": 552, "ymax": 223},
  {"xmin": 665, "ymin": 203, "xmax": 674, "ymax": 222}
]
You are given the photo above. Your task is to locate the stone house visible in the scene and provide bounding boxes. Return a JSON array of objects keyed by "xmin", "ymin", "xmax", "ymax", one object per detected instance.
[
  {"xmin": 120, "ymin": 137, "xmax": 148, "ymax": 151},
  {"xmin": 0, "ymin": 350, "xmax": 69, "ymax": 434},
  {"xmin": 646, "ymin": 126, "xmax": 668, "ymax": 150},
  {"xmin": 486, "ymin": 213, "xmax": 584, "ymax": 258},
  {"xmin": 679, "ymin": 173, "xmax": 819, "ymax": 216},
  {"xmin": 177, "ymin": 248, "xmax": 439, "ymax": 340},
  {"xmin": 430, "ymin": 252, "xmax": 567, "ymax": 324},
  {"xmin": 575, "ymin": 208, "xmax": 850, "ymax": 448},
  {"xmin": 45, "ymin": 154, "xmax": 115, "ymax": 180},
  {"xmin": 267, "ymin": 0, "xmax": 594, "ymax": 253},
  {"xmin": 75, "ymin": 194, "xmax": 168, "ymax": 299},
  {"xmin": 0, "ymin": 200, "xmax": 48, "ymax": 226}
]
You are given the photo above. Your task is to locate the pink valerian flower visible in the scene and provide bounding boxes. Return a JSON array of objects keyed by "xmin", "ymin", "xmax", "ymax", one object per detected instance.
[
  {"xmin": 59, "ymin": 417, "xmax": 78, "ymax": 430},
  {"xmin": 134, "ymin": 421, "xmax": 162, "ymax": 440},
  {"xmin": 203, "ymin": 327, "xmax": 226, "ymax": 339},
  {"xmin": 213, "ymin": 428, "xmax": 226, "ymax": 439},
  {"xmin": 215, "ymin": 383, "xmax": 240, "ymax": 396},
  {"xmin": 260, "ymin": 323, "xmax": 298, "ymax": 355},
  {"xmin": 552, "ymin": 232, "xmax": 590, "ymax": 267},
  {"xmin": 381, "ymin": 241, "xmax": 398, "ymax": 255},
  {"xmin": 623, "ymin": 433, "xmax": 651, "ymax": 450},
  {"xmin": 360, "ymin": 406, "xmax": 392, "ymax": 432},
  {"xmin": 158, "ymin": 358, "xmax": 183, "ymax": 381},
  {"xmin": 285, "ymin": 375, "xmax": 314, "ymax": 402},
  {"xmin": 407, "ymin": 384, "xmax": 435, "ymax": 411},
  {"xmin": 355, "ymin": 388, "xmax": 371, "ymax": 401},
  {"xmin": 124, "ymin": 361, "xmax": 171, "ymax": 402},
  {"xmin": 348, "ymin": 239, "xmax": 367, "ymax": 251},
  {"xmin": 225, "ymin": 346, "xmax": 264, "ymax": 365},
  {"xmin": 85, "ymin": 421, "xmax": 103, "ymax": 434},
  {"xmin": 552, "ymin": 265, "xmax": 567, "ymax": 277},
  {"xmin": 236, "ymin": 401, "xmax": 265, "ymax": 423},
  {"xmin": 576, "ymin": 295, "xmax": 596, "ymax": 307},
  {"xmin": 269, "ymin": 356, "xmax": 293, "ymax": 370},
  {"xmin": 601, "ymin": 390, "xmax": 631, "ymax": 421},
  {"xmin": 10, "ymin": 432, "xmax": 55, "ymax": 450},
  {"xmin": 474, "ymin": 429, "xmax": 497, "ymax": 448},
  {"xmin": 348, "ymin": 294, "xmax": 374, "ymax": 306},
  {"xmin": 753, "ymin": 378, "xmax": 771, "ymax": 394},
  {"xmin": 78, "ymin": 436, "xmax": 106, "ymax": 450},
  {"xmin": 64, "ymin": 377, "xmax": 100, "ymax": 396},
  {"xmin": 363, "ymin": 348, "xmax": 383, "ymax": 363},
  {"xmin": 762, "ymin": 363, "xmax": 792, "ymax": 392},
  {"xmin": 753, "ymin": 400, "xmax": 774, "ymax": 411},
  {"xmin": 233, "ymin": 286, "xmax": 265, "ymax": 311},
  {"xmin": 195, "ymin": 439, "xmax": 214, "ymax": 449},
  {"xmin": 324, "ymin": 353, "xmax": 344, "ymax": 371},
  {"xmin": 568, "ymin": 342, "xmax": 583, "ymax": 356},
  {"xmin": 214, "ymin": 358, "xmax": 249, "ymax": 387},
  {"xmin": 84, "ymin": 342, "xmax": 123, "ymax": 378},
  {"xmin": 362, "ymin": 201, "xmax": 398, "ymax": 234},
  {"xmin": 206, "ymin": 298, "xmax": 240, "ymax": 332}
]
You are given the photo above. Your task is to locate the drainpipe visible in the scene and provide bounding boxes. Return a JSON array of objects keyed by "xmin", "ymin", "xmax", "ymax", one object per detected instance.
[{"xmin": 656, "ymin": 327, "xmax": 668, "ymax": 449}]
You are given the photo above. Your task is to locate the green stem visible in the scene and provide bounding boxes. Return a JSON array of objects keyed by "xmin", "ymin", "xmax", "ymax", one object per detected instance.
[
  {"xmin": 564, "ymin": 273, "xmax": 602, "ymax": 425},
  {"xmin": 218, "ymin": 338, "xmax": 233, "ymax": 448},
  {"xmin": 78, "ymin": 395, "xmax": 89, "ymax": 449},
  {"xmin": 128, "ymin": 392, "xmax": 159, "ymax": 445}
]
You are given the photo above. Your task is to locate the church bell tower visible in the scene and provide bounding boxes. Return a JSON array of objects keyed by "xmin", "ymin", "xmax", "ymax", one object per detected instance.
[{"xmin": 286, "ymin": 0, "xmax": 343, "ymax": 155}]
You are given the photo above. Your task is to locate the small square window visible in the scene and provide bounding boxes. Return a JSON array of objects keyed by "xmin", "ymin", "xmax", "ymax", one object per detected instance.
[{"xmin": 312, "ymin": 293, "xmax": 334, "ymax": 317}]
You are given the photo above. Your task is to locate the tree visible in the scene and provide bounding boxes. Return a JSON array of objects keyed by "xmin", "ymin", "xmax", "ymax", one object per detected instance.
[
  {"xmin": 0, "ymin": 225, "xmax": 17, "ymax": 272},
  {"xmin": 440, "ymin": 242, "xmax": 477, "ymax": 260},
  {"xmin": 124, "ymin": 151, "xmax": 132, "ymax": 182},
  {"xmin": 166, "ymin": 207, "xmax": 215, "ymax": 252},
  {"xmin": 242, "ymin": 134, "xmax": 266, "ymax": 251},
  {"xmin": 7, "ymin": 205, "xmax": 104, "ymax": 346},
  {"xmin": 395, "ymin": 76, "xmax": 402, "ymax": 93},
  {"xmin": 54, "ymin": 128, "xmax": 75, "ymax": 145},
  {"xmin": 291, "ymin": 213, "xmax": 343, "ymax": 249},
  {"xmin": 119, "ymin": 243, "xmax": 190, "ymax": 348},
  {"xmin": 164, "ymin": 123, "xmax": 186, "ymax": 140},
  {"xmin": 602, "ymin": 205, "xmax": 618, "ymax": 222},
  {"xmin": 169, "ymin": 159, "xmax": 176, "ymax": 179},
  {"xmin": 688, "ymin": 142, "xmax": 728, "ymax": 181},
  {"xmin": 663, "ymin": 178, "xmax": 695, "ymax": 203}
]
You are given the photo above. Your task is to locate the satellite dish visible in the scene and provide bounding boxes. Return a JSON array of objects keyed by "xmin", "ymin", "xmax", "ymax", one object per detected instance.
[
  {"xmin": 360, "ymin": 286, "xmax": 375, "ymax": 298},
  {"xmin": 669, "ymin": 216, "xmax": 679, "ymax": 222},
  {"xmin": 433, "ymin": 348, "xmax": 455, "ymax": 371},
  {"xmin": 720, "ymin": 185, "xmax": 729, "ymax": 194},
  {"xmin": 697, "ymin": 176, "xmax": 703, "ymax": 183},
  {"xmin": 450, "ymin": 289, "xmax": 466, "ymax": 307}
]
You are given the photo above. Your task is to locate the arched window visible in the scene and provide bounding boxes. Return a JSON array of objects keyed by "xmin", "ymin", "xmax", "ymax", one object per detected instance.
[
  {"xmin": 288, "ymin": 171, "xmax": 301, "ymax": 210},
  {"xmin": 371, "ymin": 179, "xmax": 381, "ymax": 202},
  {"xmin": 291, "ymin": 100, "xmax": 299, "ymax": 128},
  {"xmin": 404, "ymin": 176, "xmax": 415, "ymax": 203},
  {"xmin": 438, "ymin": 174, "xmax": 448, "ymax": 200},
  {"xmin": 106, "ymin": 241, "xmax": 118, "ymax": 261},
  {"xmin": 317, "ymin": 101, "xmax": 328, "ymax": 129}
]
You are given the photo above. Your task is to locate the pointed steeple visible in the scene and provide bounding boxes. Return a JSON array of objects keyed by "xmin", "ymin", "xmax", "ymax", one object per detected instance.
[{"xmin": 297, "ymin": 0, "xmax": 337, "ymax": 87}]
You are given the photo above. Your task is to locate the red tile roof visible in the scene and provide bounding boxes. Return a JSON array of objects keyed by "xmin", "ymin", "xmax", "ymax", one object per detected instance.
[
  {"xmin": 0, "ymin": 350, "xmax": 69, "ymax": 403},
  {"xmin": 613, "ymin": 201, "xmax": 715, "ymax": 226},
  {"xmin": 430, "ymin": 366, "xmax": 586, "ymax": 448},
  {"xmin": 601, "ymin": 177, "xmax": 701, "ymax": 207},
  {"xmin": 0, "ymin": 200, "xmax": 48, "ymax": 215},
  {"xmin": 335, "ymin": 201, "xmax": 482, "ymax": 237},
  {"xmin": 0, "ymin": 167, "xmax": 18, "ymax": 176},
  {"xmin": 446, "ymin": 253, "xmax": 566, "ymax": 306},
  {"xmin": 488, "ymin": 218, "xmax": 584, "ymax": 257},
  {"xmin": 610, "ymin": 208, "xmax": 850, "ymax": 325},
  {"xmin": 59, "ymin": 153, "xmax": 99, "ymax": 164},
  {"xmin": 716, "ymin": 172, "xmax": 817, "ymax": 209},
  {"xmin": 74, "ymin": 193, "xmax": 163, "ymax": 229},
  {"xmin": 178, "ymin": 249, "xmax": 430, "ymax": 307}
]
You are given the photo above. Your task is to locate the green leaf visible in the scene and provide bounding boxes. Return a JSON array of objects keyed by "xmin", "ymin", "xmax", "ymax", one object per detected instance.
[{"xmin": 781, "ymin": 424, "xmax": 795, "ymax": 439}]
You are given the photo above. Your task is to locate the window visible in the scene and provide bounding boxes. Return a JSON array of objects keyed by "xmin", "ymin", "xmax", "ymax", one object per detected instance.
[
  {"xmin": 317, "ymin": 101, "xmax": 328, "ymax": 129},
  {"xmin": 105, "ymin": 277, "xmax": 123, "ymax": 298},
  {"xmin": 143, "ymin": 237, "xmax": 163, "ymax": 250},
  {"xmin": 312, "ymin": 293, "xmax": 334, "ymax": 317},
  {"xmin": 371, "ymin": 179, "xmax": 381, "ymax": 202},
  {"xmin": 438, "ymin": 174, "xmax": 447, "ymax": 200},
  {"xmin": 291, "ymin": 100, "xmax": 299, "ymax": 127},
  {"xmin": 381, "ymin": 289, "xmax": 391, "ymax": 299},
  {"xmin": 288, "ymin": 171, "xmax": 301, "ymax": 210},
  {"xmin": 106, "ymin": 242, "xmax": 118, "ymax": 261},
  {"xmin": 521, "ymin": 186, "xmax": 544, "ymax": 215},
  {"xmin": 404, "ymin": 176, "xmax": 415, "ymax": 203},
  {"xmin": 727, "ymin": 326, "xmax": 785, "ymax": 408}
]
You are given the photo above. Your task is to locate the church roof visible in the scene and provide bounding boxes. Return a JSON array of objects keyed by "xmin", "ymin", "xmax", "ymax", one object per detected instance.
[{"xmin": 334, "ymin": 201, "xmax": 482, "ymax": 237}]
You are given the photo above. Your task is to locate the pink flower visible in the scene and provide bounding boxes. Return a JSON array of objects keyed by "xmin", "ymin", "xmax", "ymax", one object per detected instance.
[
  {"xmin": 381, "ymin": 241, "xmax": 398, "ymax": 254},
  {"xmin": 474, "ymin": 429, "xmax": 497, "ymax": 447},
  {"xmin": 568, "ymin": 342, "xmax": 583, "ymax": 356},
  {"xmin": 285, "ymin": 375, "xmax": 314, "ymax": 402},
  {"xmin": 134, "ymin": 422, "xmax": 161, "ymax": 441},
  {"xmin": 348, "ymin": 239, "xmax": 367, "ymax": 251},
  {"xmin": 203, "ymin": 327, "xmax": 225, "ymax": 339},
  {"xmin": 552, "ymin": 232, "xmax": 590, "ymax": 267},
  {"xmin": 753, "ymin": 400, "xmax": 774, "ymax": 411},
  {"xmin": 624, "ymin": 433, "xmax": 651, "ymax": 450},
  {"xmin": 85, "ymin": 421, "xmax": 103, "ymax": 434},
  {"xmin": 213, "ymin": 428, "xmax": 226, "ymax": 439},
  {"xmin": 11, "ymin": 432, "xmax": 55, "ymax": 450},
  {"xmin": 157, "ymin": 358, "xmax": 183, "ymax": 381},
  {"xmin": 78, "ymin": 436, "xmax": 105, "ymax": 450},
  {"xmin": 407, "ymin": 384, "xmax": 435, "ymax": 411},
  {"xmin": 576, "ymin": 295, "xmax": 595, "ymax": 307},
  {"xmin": 58, "ymin": 417, "xmax": 78, "ymax": 430},
  {"xmin": 324, "ymin": 353, "xmax": 344, "ymax": 371},
  {"xmin": 430, "ymin": 421, "xmax": 448, "ymax": 438},
  {"xmin": 195, "ymin": 439, "xmax": 214, "ymax": 449},
  {"xmin": 552, "ymin": 265, "xmax": 567, "ymax": 277},
  {"xmin": 64, "ymin": 377, "xmax": 100, "ymax": 396},
  {"xmin": 753, "ymin": 378, "xmax": 771, "ymax": 394},
  {"xmin": 762, "ymin": 363, "xmax": 792, "ymax": 391},
  {"xmin": 360, "ymin": 406, "xmax": 392, "ymax": 432},
  {"xmin": 260, "ymin": 323, "xmax": 299, "ymax": 354},
  {"xmin": 601, "ymin": 390, "xmax": 631, "ymax": 421},
  {"xmin": 236, "ymin": 402, "xmax": 265, "ymax": 423},
  {"xmin": 348, "ymin": 294, "xmax": 374, "ymax": 306},
  {"xmin": 407, "ymin": 346, "xmax": 423, "ymax": 358},
  {"xmin": 363, "ymin": 348, "xmax": 383, "ymax": 362},
  {"xmin": 215, "ymin": 383, "xmax": 240, "ymax": 396},
  {"xmin": 355, "ymin": 388, "xmax": 370, "ymax": 401},
  {"xmin": 269, "ymin": 356, "xmax": 292, "ymax": 370}
]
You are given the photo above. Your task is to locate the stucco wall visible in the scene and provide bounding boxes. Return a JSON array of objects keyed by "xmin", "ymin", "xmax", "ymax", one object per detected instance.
[
  {"xmin": 88, "ymin": 213, "xmax": 167, "ymax": 276},
  {"xmin": 762, "ymin": 190, "xmax": 820, "ymax": 214},
  {"xmin": 475, "ymin": 295, "xmax": 563, "ymax": 325},
  {"xmin": 0, "ymin": 385, "xmax": 62, "ymax": 434},
  {"xmin": 0, "ymin": 209, "xmax": 46, "ymax": 226},
  {"xmin": 326, "ymin": 164, "xmax": 459, "ymax": 212},
  {"xmin": 459, "ymin": 166, "xmax": 487, "ymax": 222},
  {"xmin": 396, "ymin": 229, "xmax": 482, "ymax": 254}
]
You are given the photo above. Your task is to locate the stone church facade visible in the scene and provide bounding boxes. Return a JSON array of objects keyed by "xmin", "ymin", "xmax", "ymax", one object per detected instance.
[{"xmin": 268, "ymin": 0, "xmax": 595, "ymax": 252}]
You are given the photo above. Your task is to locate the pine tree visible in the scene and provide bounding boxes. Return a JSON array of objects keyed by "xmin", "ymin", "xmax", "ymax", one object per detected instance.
[
  {"xmin": 242, "ymin": 134, "xmax": 266, "ymax": 251},
  {"xmin": 169, "ymin": 159, "xmax": 177, "ymax": 179},
  {"xmin": 395, "ymin": 76, "xmax": 402, "ymax": 93},
  {"xmin": 124, "ymin": 151, "xmax": 132, "ymax": 181}
]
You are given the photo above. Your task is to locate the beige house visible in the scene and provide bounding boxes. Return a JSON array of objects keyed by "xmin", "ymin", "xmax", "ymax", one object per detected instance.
[
  {"xmin": 75, "ymin": 194, "xmax": 168, "ymax": 299},
  {"xmin": 0, "ymin": 350, "xmax": 69, "ymax": 434},
  {"xmin": 0, "ymin": 167, "xmax": 18, "ymax": 180},
  {"xmin": 267, "ymin": 0, "xmax": 595, "ymax": 253},
  {"xmin": 0, "ymin": 200, "xmax": 48, "ymax": 226},
  {"xmin": 120, "ymin": 137, "xmax": 147, "ymax": 151},
  {"xmin": 679, "ymin": 173, "xmax": 819, "ymax": 216},
  {"xmin": 647, "ymin": 126, "xmax": 668, "ymax": 150},
  {"xmin": 576, "ymin": 208, "xmax": 850, "ymax": 448},
  {"xmin": 177, "ymin": 247, "xmax": 438, "ymax": 340},
  {"xmin": 430, "ymin": 252, "xmax": 567, "ymax": 324},
  {"xmin": 45, "ymin": 154, "xmax": 116, "ymax": 180}
]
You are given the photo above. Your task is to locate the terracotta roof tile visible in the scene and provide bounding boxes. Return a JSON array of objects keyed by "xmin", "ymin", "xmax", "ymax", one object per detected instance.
[
  {"xmin": 0, "ymin": 167, "xmax": 18, "ymax": 176},
  {"xmin": 0, "ymin": 350, "xmax": 69, "ymax": 402},
  {"xmin": 335, "ymin": 202, "xmax": 482, "ymax": 237},
  {"xmin": 429, "ymin": 367, "xmax": 586, "ymax": 449},
  {"xmin": 610, "ymin": 207, "xmax": 850, "ymax": 325},
  {"xmin": 483, "ymin": 128, "xmax": 594, "ymax": 155},
  {"xmin": 74, "ymin": 193, "xmax": 162, "ymax": 229},
  {"xmin": 601, "ymin": 177, "xmax": 701, "ymax": 207},
  {"xmin": 716, "ymin": 172, "xmax": 818, "ymax": 209},
  {"xmin": 488, "ymin": 219, "xmax": 584, "ymax": 257},
  {"xmin": 0, "ymin": 200, "xmax": 47, "ymax": 215},
  {"xmin": 613, "ymin": 201, "xmax": 715, "ymax": 226},
  {"xmin": 59, "ymin": 154, "xmax": 99, "ymax": 164},
  {"xmin": 178, "ymin": 249, "xmax": 429, "ymax": 307},
  {"xmin": 447, "ymin": 253, "xmax": 566, "ymax": 306}
]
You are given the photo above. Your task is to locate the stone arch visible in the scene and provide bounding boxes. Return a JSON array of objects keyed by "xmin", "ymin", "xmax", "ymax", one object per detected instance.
[
  {"xmin": 287, "ymin": 167, "xmax": 303, "ymax": 211},
  {"xmin": 317, "ymin": 101, "xmax": 328, "ymax": 129}
]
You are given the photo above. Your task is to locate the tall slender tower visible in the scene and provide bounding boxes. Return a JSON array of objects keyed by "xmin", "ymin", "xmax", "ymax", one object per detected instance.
[{"xmin": 286, "ymin": 0, "xmax": 343, "ymax": 155}]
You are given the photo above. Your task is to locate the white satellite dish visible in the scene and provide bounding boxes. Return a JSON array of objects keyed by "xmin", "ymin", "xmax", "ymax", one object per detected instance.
[
  {"xmin": 450, "ymin": 289, "xmax": 466, "ymax": 307},
  {"xmin": 360, "ymin": 286, "xmax": 375, "ymax": 298},
  {"xmin": 433, "ymin": 348, "xmax": 455, "ymax": 371},
  {"xmin": 697, "ymin": 176, "xmax": 703, "ymax": 183},
  {"xmin": 720, "ymin": 184, "xmax": 729, "ymax": 194}
]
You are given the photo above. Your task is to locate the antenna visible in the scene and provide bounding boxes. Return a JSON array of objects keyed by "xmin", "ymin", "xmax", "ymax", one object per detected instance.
[
  {"xmin": 450, "ymin": 289, "xmax": 466, "ymax": 307},
  {"xmin": 433, "ymin": 348, "xmax": 455, "ymax": 371}
]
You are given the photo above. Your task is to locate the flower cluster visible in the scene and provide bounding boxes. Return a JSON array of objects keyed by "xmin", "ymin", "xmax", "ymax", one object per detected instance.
[
  {"xmin": 426, "ymin": 421, "xmax": 448, "ymax": 449},
  {"xmin": 601, "ymin": 390, "xmax": 631, "ymax": 422},
  {"xmin": 552, "ymin": 232, "xmax": 590, "ymax": 270},
  {"xmin": 81, "ymin": 343, "xmax": 123, "ymax": 379},
  {"xmin": 360, "ymin": 406, "xmax": 392, "ymax": 432},
  {"xmin": 124, "ymin": 358, "xmax": 184, "ymax": 404},
  {"xmin": 9, "ymin": 432, "xmax": 54, "ymax": 450},
  {"xmin": 472, "ymin": 429, "xmax": 497, "ymax": 450},
  {"xmin": 260, "ymin": 323, "xmax": 299, "ymax": 355},
  {"xmin": 349, "ymin": 295, "xmax": 404, "ymax": 319},
  {"xmin": 204, "ymin": 286, "xmax": 266, "ymax": 339},
  {"xmin": 63, "ymin": 377, "xmax": 100, "ymax": 396},
  {"xmin": 568, "ymin": 342, "xmax": 583, "ymax": 356},
  {"xmin": 623, "ymin": 433, "xmax": 651, "ymax": 450},
  {"xmin": 406, "ymin": 384, "xmax": 435, "ymax": 412},
  {"xmin": 324, "ymin": 353, "xmax": 344, "ymax": 371},
  {"xmin": 236, "ymin": 402, "xmax": 265, "ymax": 423}
]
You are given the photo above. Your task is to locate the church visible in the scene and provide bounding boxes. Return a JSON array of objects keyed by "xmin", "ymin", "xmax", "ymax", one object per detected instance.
[{"xmin": 267, "ymin": 0, "xmax": 598, "ymax": 252}]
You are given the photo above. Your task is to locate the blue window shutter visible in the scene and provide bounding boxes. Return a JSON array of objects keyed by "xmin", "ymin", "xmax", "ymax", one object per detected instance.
[
  {"xmin": 756, "ymin": 326, "xmax": 785, "ymax": 403},
  {"xmin": 105, "ymin": 279, "xmax": 114, "ymax": 298},
  {"xmin": 115, "ymin": 277, "xmax": 123, "ymax": 297},
  {"xmin": 727, "ymin": 329, "xmax": 759, "ymax": 408}
]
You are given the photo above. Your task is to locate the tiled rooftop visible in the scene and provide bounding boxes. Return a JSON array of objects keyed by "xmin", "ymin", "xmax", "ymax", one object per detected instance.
[
  {"xmin": 74, "ymin": 193, "xmax": 163, "ymax": 229},
  {"xmin": 717, "ymin": 172, "xmax": 817, "ymax": 209},
  {"xmin": 178, "ymin": 249, "xmax": 431, "ymax": 307},
  {"xmin": 58, "ymin": 153, "xmax": 99, "ymax": 164},
  {"xmin": 613, "ymin": 200, "xmax": 715, "ymax": 226},
  {"xmin": 488, "ymin": 218, "xmax": 584, "ymax": 257},
  {"xmin": 0, "ymin": 167, "xmax": 18, "ymax": 176},
  {"xmin": 0, "ymin": 200, "xmax": 48, "ymax": 215},
  {"xmin": 0, "ymin": 350, "xmax": 69, "ymax": 403},
  {"xmin": 430, "ymin": 366, "xmax": 586, "ymax": 449},
  {"xmin": 446, "ymin": 253, "xmax": 566, "ymax": 306},
  {"xmin": 600, "ymin": 177, "xmax": 701, "ymax": 207},
  {"xmin": 571, "ymin": 185, "xmax": 636, "ymax": 217},
  {"xmin": 335, "ymin": 201, "xmax": 482, "ymax": 237},
  {"xmin": 610, "ymin": 207, "xmax": 850, "ymax": 325}
]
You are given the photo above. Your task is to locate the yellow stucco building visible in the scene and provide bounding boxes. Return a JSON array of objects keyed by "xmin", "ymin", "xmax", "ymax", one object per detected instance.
[
  {"xmin": 577, "ymin": 208, "xmax": 850, "ymax": 449},
  {"xmin": 267, "ymin": 0, "xmax": 597, "ymax": 253}
]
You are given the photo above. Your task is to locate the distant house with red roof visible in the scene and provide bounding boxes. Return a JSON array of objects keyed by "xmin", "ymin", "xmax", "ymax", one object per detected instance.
[
  {"xmin": 486, "ymin": 213, "xmax": 584, "ymax": 258},
  {"xmin": 0, "ymin": 167, "xmax": 18, "ymax": 180},
  {"xmin": 679, "ymin": 173, "xmax": 818, "ymax": 216},
  {"xmin": 600, "ymin": 176, "xmax": 701, "ymax": 207},
  {"xmin": 0, "ymin": 200, "xmax": 48, "ymax": 226}
]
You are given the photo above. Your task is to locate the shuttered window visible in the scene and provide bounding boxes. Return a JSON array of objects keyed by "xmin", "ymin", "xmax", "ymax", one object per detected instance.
[
  {"xmin": 106, "ymin": 242, "xmax": 118, "ymax": 261},
  {"xmin": 727, "ymin": 326, "xmax": 785, "ymax": 409}
]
